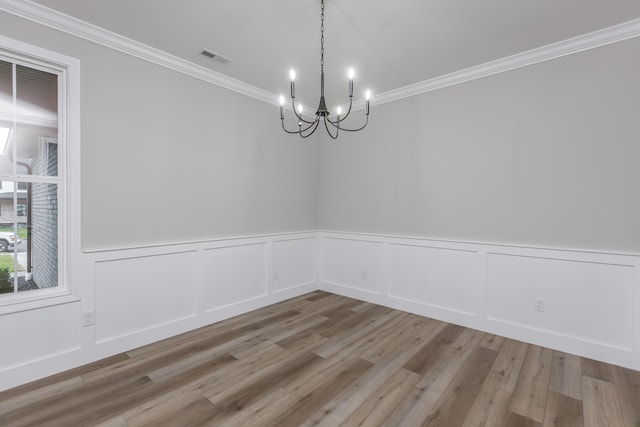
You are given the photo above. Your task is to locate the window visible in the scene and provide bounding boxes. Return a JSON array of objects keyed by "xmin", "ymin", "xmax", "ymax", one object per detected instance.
[{"xmin": 0, "ymin": 36, "xmax": 79, "ymax": 312}]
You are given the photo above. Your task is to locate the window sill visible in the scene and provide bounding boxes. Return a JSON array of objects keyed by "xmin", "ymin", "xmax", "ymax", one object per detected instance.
[{"xmin": 0, "ymin": 290, "xmax": 79, "ymax": 315}]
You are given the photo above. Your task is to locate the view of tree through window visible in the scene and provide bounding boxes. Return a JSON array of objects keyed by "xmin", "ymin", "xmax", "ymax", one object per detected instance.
[{"xmin": 0, "ymin": 59, "xmax": 59, "ymax": 295}]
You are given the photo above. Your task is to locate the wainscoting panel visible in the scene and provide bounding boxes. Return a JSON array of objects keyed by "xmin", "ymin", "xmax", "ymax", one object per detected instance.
[
  {"xmin": 0, "ymin": 301, "xmax": 81, "ymax": 372},
  {"xmin": 204, "ymin": 242, "xmax": 268, "ymax": 311},
  {"xmin": 388, "ymin": 243, "xmax": 477, "ymax": 315},
  {"xmin": 318, "ymin": 231, "xmax": 640, "ymax": 371},
  {"xmin": 486, "ymin": 253, "xmax": 635, "ymax": 350},
  {"xmin": 272, "ymin": 237, "xmax": 317, "ymax": 293},
  {"xmin": 320, "ymin": 236, "xmax": 385, "ymax": 296},
  {"xmin": 95, "ymin": 251, "xmax": 198, "ymax": 343}
]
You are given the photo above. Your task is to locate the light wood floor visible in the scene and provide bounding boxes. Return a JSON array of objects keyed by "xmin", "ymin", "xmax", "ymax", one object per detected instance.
[{"xmin": 1, "ymin": 291, "xmax": 639, "ymax": 427}]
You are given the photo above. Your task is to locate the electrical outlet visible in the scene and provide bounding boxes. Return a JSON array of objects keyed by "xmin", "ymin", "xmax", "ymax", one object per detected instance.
[
  {"xmin": 274, "ymin": 271, "xmax": 279, "ymax": 281},
  {"xmin": 82, "ymin": 311, "xmax": 95, "ymax": 327},
  {"xmin": 361, "ymin": 269, "xmax": 367, "ymax": 279},
  {"xmin": 534, "ymin": 298, "xmax": 545, "ymax": 312}
]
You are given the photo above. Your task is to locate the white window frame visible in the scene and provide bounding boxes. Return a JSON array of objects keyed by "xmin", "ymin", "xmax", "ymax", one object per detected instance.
[{"xmin": 0, "ymin": 35, "xmax": 80, "ymax": 314}]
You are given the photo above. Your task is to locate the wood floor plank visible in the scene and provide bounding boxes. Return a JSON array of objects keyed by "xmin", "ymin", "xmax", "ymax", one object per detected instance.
[
  {"xmin": 302, "ymin": 349, "xmax": 414, "ymax": 426},
  {"xmin": 403, "ymin": 323, "xmax": 465, "ymax": 374},
  {"xmin": 542, "ymin": 391, "xmax": 583, "ymax": 427},
  {"xmin": 313, "ymin": 309, "xmax": 402, "ymax": 358},
  {"xmin": 503, "ymin": 411, "xmax": 542, "ymax": 427},
  {"xmin": 341, "ymin": 367, "xmax": 421, "ymax": 427},
  {"xmin": 59, "ymin": 353, "xmax": 235, "ymax": 427},
  {"xmin": 83, "ymin": 309, "xmax": 300, "ymax": 385},
  {"xmin": 318, "ymin": 304, "xmax": 392, "ymax": 339},
  {"xmin": 0, "ymin": 352, "xmax": 129, "ymax": 402},
  {"xmin": 462, "ymin": 340, "xmax": 528, "ymax": 427},
  {"xmin": 582, "ymin": 375, "xmax": 625, "ymax": 427},
  {"xmin": 93, "ymin": 416, "xmax": 129, "ymax": 427},
  {"xmin": 462, "ymin": 388, "xmax": 513, "ymax": 427},
  {"xmin": 207, "ymin": 351, "xmax": 322, "ymax": 420},
  {"xmin": 381, "ymin": 326, "xmax": 485, "ymax": 426},
  {"xmin": 612, "ymin": 365, "xmax": 640, "ymax": 427},
  {"xmin": 303, "ymin": 290, "xmax": 334, "ymax": 302},
  {"xmin": 122, "ymin": 383, "xmax": 210, "ymax": 426},
  {"xmin": 381, "ymin": 382, "xmax": 442, "ymax": 427},
  {"xmin": 266, "ymin": 357, "xmax": 373, "ymax": 426},
  {"xmin": 358, "ymin": 314, "xmax": 445, "ymax": 364},
  {"xmin": 228, "ymin": 314, "xmax": 328, "ymax": 359},
  {"xmin": 0, "ymin": 376, "xmax": 83, "ymax": 416},
  {"xmin": 272, "ymin": 303, "xmax": 370, "ymax": 349},
  {"xmin": 148, "ymin": 397, "xmax": 220, "ymax": 427},
  {"xmin": 480, "ymin": 333, "xmax": 506, "ymax": 351},
  {"xmin": 508, "ymin": 345, "xmax": 553, "ymax": 423},
  {"xmin": 550, "ymin": 351, "xmax": 582, "ymax": 400},
  {"xmin": 312, "ymin": 297, "xmax": 369, "ymax": 319},
  {"xmin": 4, "ymin": 292, "xmax": 640, "ymax": 427},
  {"xmin": 421, "ymin": 346, "xmax": 499, "ymax": 426},
  {"xmin": 2, "ymin": 375, "xmax": 153, "ymax": 427},
  {"xmin": 215, "ymin": 387, "xmax": 290, "ymax": 427},
  {"xmin": 581, "ymin": 357, "xmax": 615, "ymax": 383},
  {"xmin": 203, "ymin": 339, "xmax": 324, "ymax": 405},
  {"xmin": 487, "ymin": 339, "xmax": 529, "ymax": 393}
]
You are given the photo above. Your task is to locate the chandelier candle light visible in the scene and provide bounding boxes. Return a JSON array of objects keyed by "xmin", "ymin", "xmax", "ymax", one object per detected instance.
[{"xmin": 279, "ymin": 0, "xmax": 371, "ymax": 139}]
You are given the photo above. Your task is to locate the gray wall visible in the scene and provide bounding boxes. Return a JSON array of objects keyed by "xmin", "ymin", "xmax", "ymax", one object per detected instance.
[
  {"xmin": 0, "ymin": 12, "xmax": 319, "ymax": 251},
  {"xmin": 3, "ymin": 10, "xmax": 639, "ymax": 254},
  {"xmin": 319, "ymin": 38, "xmax": 640, "ymax": 253}
]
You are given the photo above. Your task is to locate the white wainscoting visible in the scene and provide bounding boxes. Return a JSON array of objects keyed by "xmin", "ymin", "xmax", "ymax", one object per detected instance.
[
  {"xmin": 320, "ymin": 236, "xmax": 386, "ymax": 297},
  {"xmin": 3, "ymin": 229, "xmax": 640, "ymax": 392},
  {"xmin": 0, "ymin": 231, "xmax": 318, "ymax": 392},
  {"xmin": 272, "ymin": 237, "xmax": 317, "ymax": 293},
  {"xmin": 486, "ymin": 253, "xmax": 634, "ymax": 351},
  {"xmin": 0, "ymin": 301, "xmax": 81, "ymax": 373},
  {"xmin": 318, "ymin": 231, "xmax": 640, "ymax": 371},
  {"xmin": 389, "ymin": 244, "xmax": 478, "ymax": 316},
  {"xmin": 205, "ymin": 243, "xmax": 268, "ymax": 311},
  {"xmin": 95, "ymin": 251, "xmax": 198, "ymax": 344}
]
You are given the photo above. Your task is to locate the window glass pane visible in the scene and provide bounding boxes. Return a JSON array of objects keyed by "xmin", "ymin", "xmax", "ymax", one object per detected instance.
[
  {"xmin": 0, "ymin": 60, "xmax": 13, "ymax": 176},
  {"xmin": 0, "ymin": 261, "xmax": 14, "ymax": 294},
  {"xmin": 0, "ymin": 181, "xmax": 57, "ymax": 294},
  {"xmin": 0, "ymin": 179, "xmax": 22, "ymax": 294},
  {"xmin": 15, "ymin": 65, "xmax": 58, "ymax": 177},
  {"xmin": 0, "ymin": 59, "xmax": 11, "ymax": 119}
]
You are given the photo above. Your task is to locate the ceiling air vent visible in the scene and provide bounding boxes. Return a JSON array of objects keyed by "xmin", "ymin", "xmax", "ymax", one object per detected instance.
[{"xmin": 200, "ymin": 49, "xmax": 232, "ymax": 64}]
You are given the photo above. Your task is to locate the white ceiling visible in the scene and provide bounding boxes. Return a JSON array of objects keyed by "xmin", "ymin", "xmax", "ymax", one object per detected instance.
[{"xmin": 25, "ymin": 0, "xmax": 640, "ymax": 111}]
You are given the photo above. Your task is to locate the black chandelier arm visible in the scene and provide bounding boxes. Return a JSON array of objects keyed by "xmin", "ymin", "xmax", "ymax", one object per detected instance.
[
  {"xmin": 326, "ymin": 97, "xmax": 355, "ymax": 127},
  {"xmin": 281, "ymin": 116, "xmax": 318, "ymax": 134},
  {"xmin": 342, "ymin": 96, "xmax": 354, "ymax": 120},
  {"xmin": 325, "ymin": 114, "xmax": 369, "ymax": 132},
  {"xmin": 299, "ymin": 119, "xmax": 320, "ymax": 138},
  {"xmin": 323, "ymin": 116, "xmax": 339, "ymax": 139},
  {"xmin": 290, "ymin": 99, "xmax": 315, "ymax": 124},
  {"xmin": 281, "ymin": 119, "xmax": 303, "ymax": 134}
]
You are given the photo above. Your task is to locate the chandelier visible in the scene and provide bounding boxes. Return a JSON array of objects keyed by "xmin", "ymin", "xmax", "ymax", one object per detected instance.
[{"xmin": 279, "ymin": 0, "xmax": 371, "ymax": 139}]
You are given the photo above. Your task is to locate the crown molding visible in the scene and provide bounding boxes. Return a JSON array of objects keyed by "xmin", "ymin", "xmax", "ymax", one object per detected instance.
[
  {"xmin": 1, "ymin": 0, "xmax": 639, "ymax": 110},
  {"xmin": 0, "ymin": 0, "xmax": 278, "ymax": 106},
  {"xmin": 374, "ymin": 18, "xmax": 640, "ymax": 107}
]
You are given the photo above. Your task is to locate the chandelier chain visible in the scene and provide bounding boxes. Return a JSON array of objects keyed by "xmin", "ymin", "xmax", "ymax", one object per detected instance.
[{"xmin": 320, "ymin": 0, "xmax": 325, "ymax": 76}]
